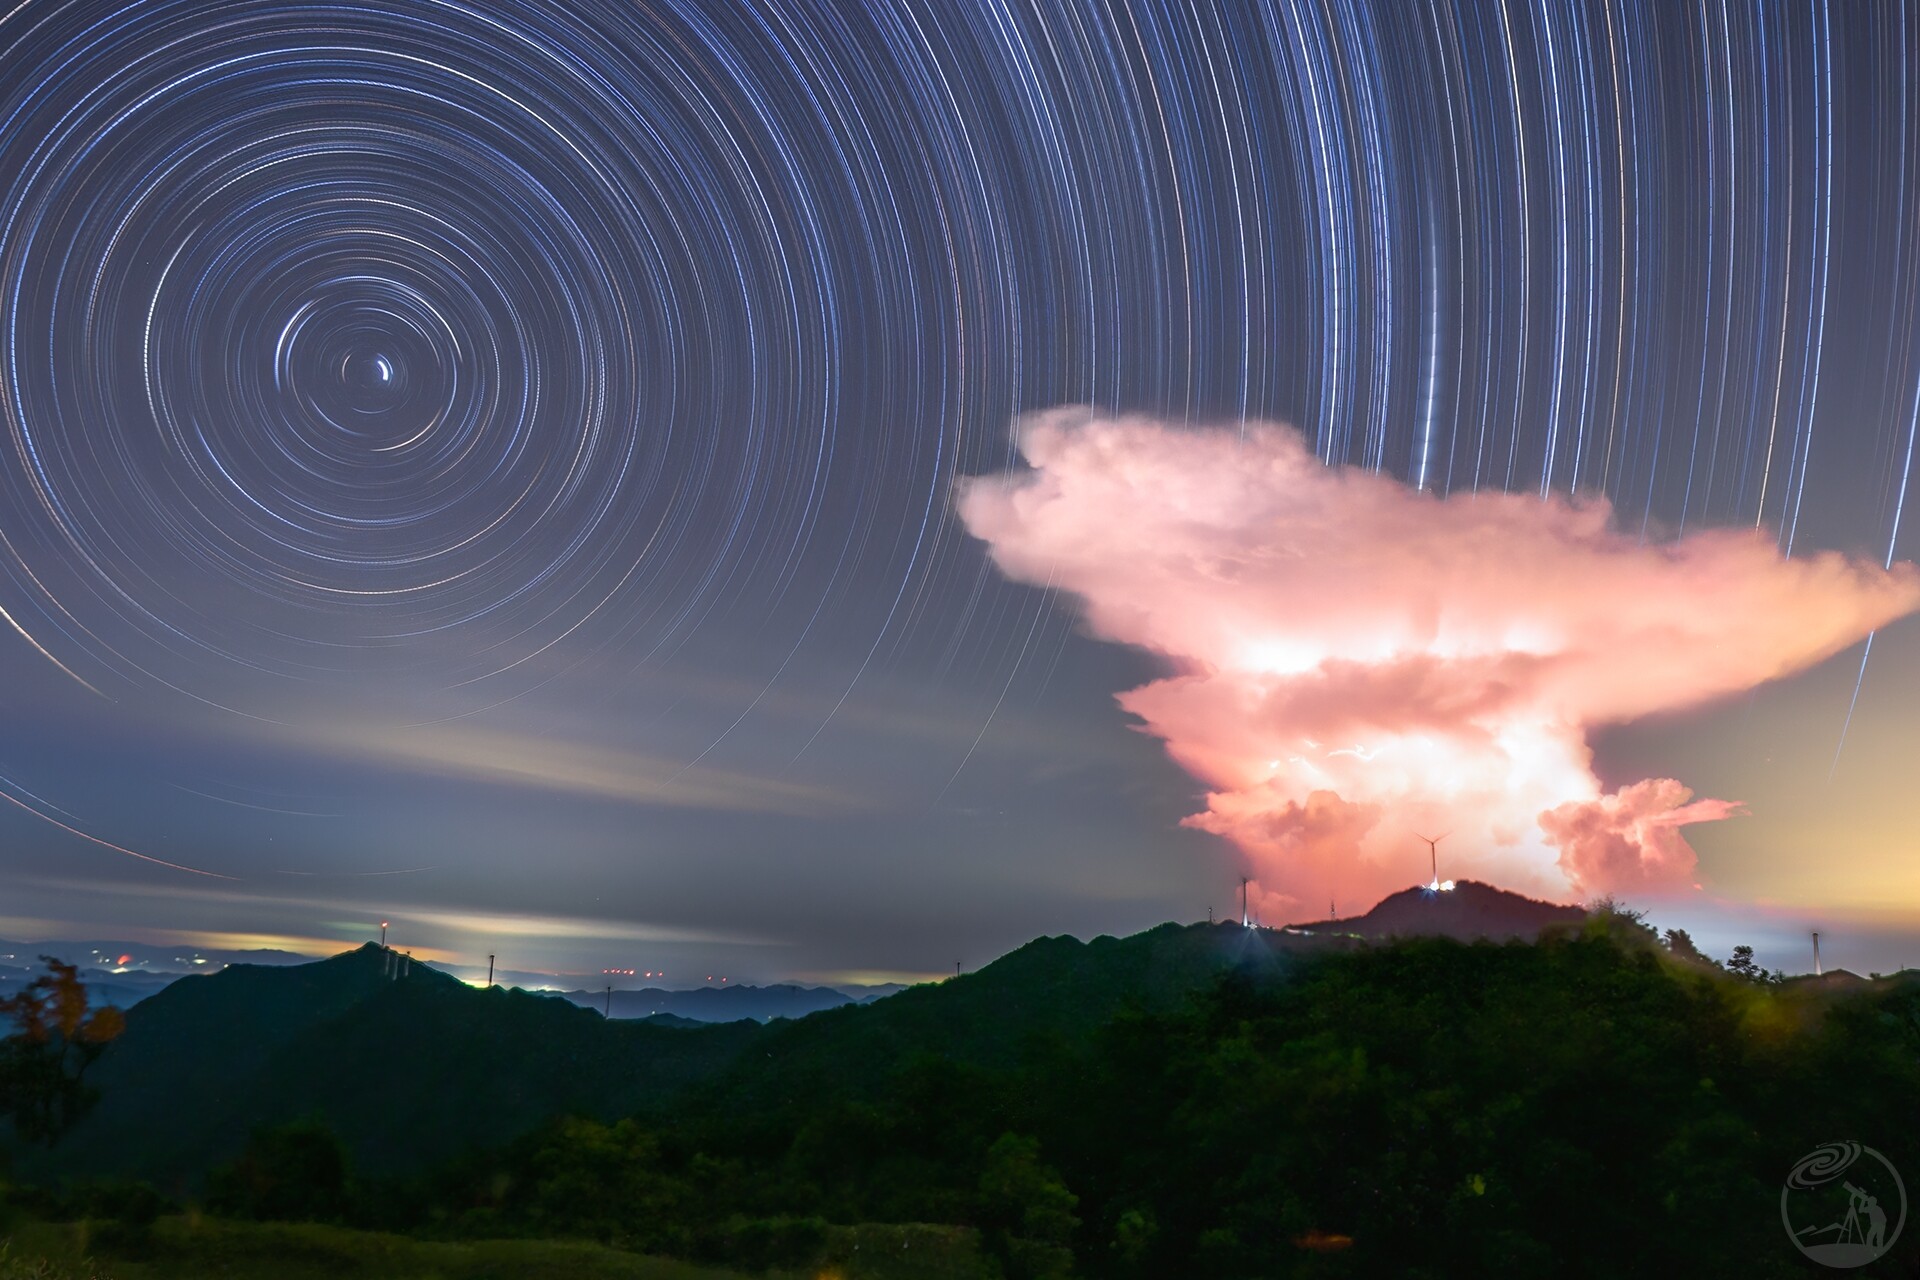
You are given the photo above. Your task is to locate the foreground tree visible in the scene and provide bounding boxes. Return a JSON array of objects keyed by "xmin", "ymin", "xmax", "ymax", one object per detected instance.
[
  {"xmin": 1724, "ymin": 944, "xmax": 1781, "ymax": 985},
  {"xmin": 0, "ymin": 956, "xmax": 125, "ymax": 1145},
  {"xmin": 207, "ymin": 1120, "xmax": 352, "ymax": 1222},
  {"xmin": 1662, "ymin": 927, "xmax": 1711, "ymax": 965},
  {"xmin": 977, "ymin": 1132, "xmax": 1079, "ymax": 1279}
]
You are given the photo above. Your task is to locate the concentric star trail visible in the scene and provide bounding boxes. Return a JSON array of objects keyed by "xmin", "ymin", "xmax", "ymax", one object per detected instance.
[{"xmin": 0, "ymin": 1, "xmax": 1912, "ymax": 918}]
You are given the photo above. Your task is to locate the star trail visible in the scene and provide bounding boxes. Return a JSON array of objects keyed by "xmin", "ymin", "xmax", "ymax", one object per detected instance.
[{"xmin": 0, "ymin": 1, "xmax": 1916, "ymax": 978}]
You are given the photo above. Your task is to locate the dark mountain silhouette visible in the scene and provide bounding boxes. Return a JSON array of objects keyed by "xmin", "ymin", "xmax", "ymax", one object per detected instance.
[
  {"xmin": 1285, "ymin": 878, "xmax": 1586, "ymax": 942},
  {"xmin": 0, "ymin": 938, "xmax": 312, "ymax": 972},
  {"xmin": 1783, "ymin": 967, "xmax": 1871, "ymax": 990},
  {"xmin": 22, "ymin": 889, "xmax": 1574, "ymax": 1191},
  {"xmin": 691, "ymin": 920, "xmax": 1351, "ymax": 1114},
  {"xmin": 0, "ymin": 963, "xmax": 179, "ymax": 1010},
  {"xmin": 43, "ymin": 904, "xmax": 1905, "ymax": 1280},
  {"xmin": 555, "ymin": 981, "xmax": 869, "ymax": 1023},
  {"xmin": 33, "ymin": 943, "xmax": 764, "ymax": 1191},
  {"xmin": 5, "ymin": 944, "xmax": 914, "ymax": 1019},
  {"xmin": 22, "ymin": 897, "xmax": 1920, "ymax": 1280},
  {"xmin": 0, "ymin": 939, "xmax": 317, "ymax": 1010},
  {"xmin": 28, "ymin": 923, "xmax": 1339, "ymax": 1188}
]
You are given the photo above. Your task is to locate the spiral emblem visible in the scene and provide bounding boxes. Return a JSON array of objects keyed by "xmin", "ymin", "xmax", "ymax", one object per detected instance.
[{"xmin": 1787, "ymin": 1142, "xmax": 1865, "ymax": 1192}]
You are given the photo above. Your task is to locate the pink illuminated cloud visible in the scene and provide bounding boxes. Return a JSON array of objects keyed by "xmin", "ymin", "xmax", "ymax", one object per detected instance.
[{"xmin": 958, "ymin": 408, "xmax": 1920, "ymax": 911}]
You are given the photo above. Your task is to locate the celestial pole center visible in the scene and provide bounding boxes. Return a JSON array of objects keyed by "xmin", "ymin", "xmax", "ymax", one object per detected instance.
[{"xmin": 0, "ymin": 0, "xmax": 1915, "ymax": 975}]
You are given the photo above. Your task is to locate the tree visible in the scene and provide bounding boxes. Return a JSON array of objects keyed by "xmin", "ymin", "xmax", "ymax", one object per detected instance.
[
  {"xmin": 1662, "ymin": 928, "xmax": 1710, "ymax": 965},
  {"xmin": 0, "ymin": 956, "xmax": 125, "ymax": 1145},
  {"xmin": 978, "ymin": 1132, "xmax": 1079, "ymax": 1279},
  {"xmin": 1723, "ymin": 945, "xmax": 1779, "ymax": 985},
  {"xmin": 1584, "ymin": 897, "xmax": 1660, "ymax": 949},
  {"xmin": 207, "ymin": 1120, "xmax": 352, "ymax": 1221}
]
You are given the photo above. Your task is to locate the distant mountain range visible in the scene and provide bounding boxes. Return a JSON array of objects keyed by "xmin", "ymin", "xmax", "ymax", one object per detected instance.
[
  {"xmin": 0, "ymin": 939, "xmax": 315, "ymax": 1013},
  {"xmin": 23, "ymin": 881, "xmax": 1593, "ymax": 1191},
  {"xmin": 553, "ymin": 981, "xmax": 906, "ymax": 1023},
  {"xmin": 0, "ymin": 937, "xmax": 908, "ymax": 1020},
  {"xmin": 30, "ymin": 924, "xmax": 1313, "ymax": 1189},
  {"xmin": 32, "ymin": 943, "xmax": 766, "ymax": 1192},
  {"xmin": 0, "ymin": 937, "xmax": 313, "ymax": 972}
]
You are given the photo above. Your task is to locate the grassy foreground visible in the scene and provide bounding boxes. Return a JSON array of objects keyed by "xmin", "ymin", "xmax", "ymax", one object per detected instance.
[
  {"xmin": 0, "ymin": 1217, "xmax": 741, "ymax": 1280},
  {"xmin": 0, "ymin": 1216, "xmax": 987, "ymax": 1280}
]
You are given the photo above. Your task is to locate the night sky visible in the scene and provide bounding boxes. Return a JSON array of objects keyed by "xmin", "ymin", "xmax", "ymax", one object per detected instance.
[{"xmin": 3, "ymin": 0, "xmax": 1918, "ymax": 985}]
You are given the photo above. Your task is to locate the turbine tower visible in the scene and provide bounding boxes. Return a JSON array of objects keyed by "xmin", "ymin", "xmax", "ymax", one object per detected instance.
[{"xmin": 1417, "ymin": 833, "xmax": 1451, "ymax": 891}]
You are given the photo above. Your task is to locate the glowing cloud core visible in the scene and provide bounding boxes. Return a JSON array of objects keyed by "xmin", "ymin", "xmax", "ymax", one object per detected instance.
[{"xmin": 960, "ymin": 410, "xmax": 1920, "ymax": 910}]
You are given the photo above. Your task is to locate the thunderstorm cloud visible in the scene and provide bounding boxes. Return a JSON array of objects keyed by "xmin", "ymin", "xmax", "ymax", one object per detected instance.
[{"xmin": 959, "ymin": 409, "xmax": 1920, "ymax": 910}]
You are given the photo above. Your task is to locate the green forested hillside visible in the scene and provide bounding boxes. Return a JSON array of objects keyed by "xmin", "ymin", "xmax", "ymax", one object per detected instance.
[
  {"xmin": 30, "ymin": 919, "xmax": 1343, "ymax": 1190},
  {"xmin": 16, "ymin": 905, "xmax": 1920, "ymax": 1277},
  {"xmin": 695, "ymin": 921, "xmax": 1348, "ymax": 1116},
  {"xmin": 400, "ymin": 919, "xmax": 1919, "ymax": 1278},
  {"xmin": 33, "ymin": 944, "xmax": 765, "ymax": 1190}
]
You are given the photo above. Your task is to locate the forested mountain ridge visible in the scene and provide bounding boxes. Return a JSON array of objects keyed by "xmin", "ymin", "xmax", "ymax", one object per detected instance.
[
  {"xmin": 31, "ymin": 943, "xmax": 764, "ymax": 1189},
  {"xmin": 24, "ymin": 883, "xmax": 1591, "ymax": 1190}
]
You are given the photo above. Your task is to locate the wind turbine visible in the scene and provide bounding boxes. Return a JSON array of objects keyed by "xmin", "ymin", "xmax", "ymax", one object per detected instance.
[{"xmin": 1417, "ymin": 833, "xmax": 1452, "ymax": 892}]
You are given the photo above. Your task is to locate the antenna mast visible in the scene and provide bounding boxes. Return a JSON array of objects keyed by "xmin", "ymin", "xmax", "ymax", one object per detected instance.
[
  {"xmin": 1241, "ymin": 876, "xmax": 1250, "ymax": 927},
  {"xmin": 1813, "ymin": 931, "xmax": 1822, "ymax": 976}
]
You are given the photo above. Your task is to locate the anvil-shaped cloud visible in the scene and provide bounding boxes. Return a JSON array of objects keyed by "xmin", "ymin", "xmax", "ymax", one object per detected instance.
[{"xmin": 959, "ymin": 409, "xmax": 1920, "ymax": 910}]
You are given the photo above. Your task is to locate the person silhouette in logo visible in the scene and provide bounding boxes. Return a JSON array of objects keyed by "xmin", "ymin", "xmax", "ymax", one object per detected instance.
[{"xmin": 1863, "ymin": 1189, "xmax": 1888, "ymax": 1250}]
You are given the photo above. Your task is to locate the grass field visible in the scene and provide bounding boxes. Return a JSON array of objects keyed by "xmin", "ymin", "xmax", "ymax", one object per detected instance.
[{"xmin": 0, "ymin": 1216, "xmax": 987, "ymax": 1280}]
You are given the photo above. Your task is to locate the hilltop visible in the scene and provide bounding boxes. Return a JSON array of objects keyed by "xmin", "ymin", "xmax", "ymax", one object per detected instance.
[
  {"xmin": 1287, "ymin": 878, "xmax": 1586, "ymax": 941},
  {"xmin": 34, "ymin": 943, "xmax": 763, "ymax": 1191},
  {"xmin": 0, "ymin": 938, "xmax": 316, "ymax": 1011}
]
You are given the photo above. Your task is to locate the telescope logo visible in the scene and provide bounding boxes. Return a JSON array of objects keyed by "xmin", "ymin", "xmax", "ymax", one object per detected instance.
[{"xmin": 1782, "ymin": 1142, "xmax": 1905, "ymax": 1267}]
